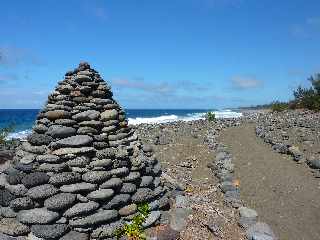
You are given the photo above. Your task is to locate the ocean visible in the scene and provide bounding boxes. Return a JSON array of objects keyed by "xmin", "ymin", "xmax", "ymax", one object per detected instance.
[{"xmin": 0, "ymin": 109, "xmax": 242, "ymax": 139}]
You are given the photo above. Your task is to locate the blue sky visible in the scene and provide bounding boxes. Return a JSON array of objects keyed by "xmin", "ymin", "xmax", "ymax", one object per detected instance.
[{"xmin": 1, "ymin": 0, "xmax": 320, "ymax": 109}]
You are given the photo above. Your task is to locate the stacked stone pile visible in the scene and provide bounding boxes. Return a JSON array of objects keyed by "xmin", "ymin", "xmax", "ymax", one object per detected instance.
[{"xmin": 0, "ymin": 62, "xmax": 169, "ymax": 239}]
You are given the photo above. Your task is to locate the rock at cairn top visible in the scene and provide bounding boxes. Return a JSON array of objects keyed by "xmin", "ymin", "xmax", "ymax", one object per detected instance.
[{"xmin": 0, "ymin": 62, "xmax": 168, "ymax": 239}]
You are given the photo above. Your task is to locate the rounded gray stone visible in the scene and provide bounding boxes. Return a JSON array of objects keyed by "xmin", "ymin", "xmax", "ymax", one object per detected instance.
[
  {"xmin": 69, "ymin": 210, "xmax": 118, "ymax": 228},
  {"xmin": 60, "ymin": 182, "xmax": 97, "ymax": 193},
  {"xmin": 10, "ymin": 197, "xmax": 34, "ymax": 211},
  {"xmin": 87, "ymin": 189, "xmax": 114, "ymax": 201},
  {"xmin": 0, "ymin": 218, "xmax": 30, "ymax": 236},
  {"xmin": 31, "ymin": 224, "xmax": 68, "ymax": 239},
  {"xmin": 123, "ymin": 171, "xmax": 140, "ymax": 182},
  {"xmin": 131, "ymin": 188, "xmax": 154, "ymax": 203},
  {"xmin": 17, "ymin": 208, "xmax": 60, "ymax": 224},
  {"xmin": 140, "ymin": 176, "xmax": 154, "ymax": 187},
  {"xmin": 0, "ymin": 189, "xmax": 16, "ymax": 207},
  {"xmin": 143, "ymin": 211, "xmax": 161, "ymax": 228},
  {"xmin": 46, "ymin": 125, "xmax": 76, "ymax": 138},
  {"xmin": 49, "ymin": 172, "xmax": 81, "ymax": 186},
  {"xmin": 27, "ymin": 133, "xmax": 53, "ymax": 146},
  {"xmin": 246, "ymin": 222, "xmax": 277, "ymax": 240},
  {"xmin": 82, "ymin": 171, "xmax": 112, "ymax": 183},
  {"xmin": 36, "ymin": 154, "xmax": 62, "ymax": 164},
  {"xmin": 52, "ymin": 135, "xmax": 93, "ymax": 148},
  {"xmin": 44, "ymin": 193, "xmax": 76, "ymax": 211},
  {"xmin": 72, "ymin": 110, "xmax": 100, "ymax": 121},
  {"xmin": 102, "ymin": 194, "xmax": 131, "ymax": 209},
  {"xmin": 21, "ymin": 172, "xmax": 50, "ymax": 188},
  {"xmin": 63, "ymin": 201, "xmax": 100, "ymax": 218},
  {"xmin": 120, "ymin": 183, "xmax": 137, "ymax": 194},
  {"xmin": 60, "ymin": 231, "xmax": 89, "ymax": 240},
  {"xmin": 26, "ymin": 184, "xmax": 58, "ymax": 200},
  {"xmin": 100, "ymin": 178, "xmax": 123, "ymax": 189}
]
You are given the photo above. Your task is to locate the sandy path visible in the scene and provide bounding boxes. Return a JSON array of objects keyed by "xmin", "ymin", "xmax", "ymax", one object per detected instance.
[{"xmin": 220, "ymin": 123, "xmax": 320, "ymax": 240}]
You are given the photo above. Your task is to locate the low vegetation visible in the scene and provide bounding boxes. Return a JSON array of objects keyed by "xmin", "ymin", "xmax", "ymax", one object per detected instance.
[
  {"xmin": 206, "ymin": 111, "xmax": 216, "ymax": 122},
  {"xmin": 0, "ymin": 124, "xmax": 15, "ymax": 144},
  {"xmin": 115, "ymin": 202, "xmax": 151, "ymax": 240},
  {"xmin": 269, "ymin": 73, "xmax": 320, "ymax": 112}
]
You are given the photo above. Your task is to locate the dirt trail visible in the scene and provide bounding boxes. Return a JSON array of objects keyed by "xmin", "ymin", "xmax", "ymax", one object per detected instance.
[{"xmin": 220, "ymin": 123, "xmax": 320, "ymax": 240}]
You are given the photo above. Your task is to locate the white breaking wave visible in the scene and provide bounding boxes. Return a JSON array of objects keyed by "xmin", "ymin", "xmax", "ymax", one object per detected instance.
[
  {"xmin": 128, "ymin": 110, "xmax": 242, "ymax": 125},
  {"xmin": 6, "ymin": 130, "xmax": 32, "ymax": 141},
  {"xmin": 5, "ymin": 110, "xmax": 243, "ymax": 139}
]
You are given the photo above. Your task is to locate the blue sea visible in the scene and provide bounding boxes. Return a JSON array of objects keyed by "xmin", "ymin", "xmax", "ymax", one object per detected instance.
[{"xmin": 0, "ymin": 109, "xmax": 242, "ymax": 139}]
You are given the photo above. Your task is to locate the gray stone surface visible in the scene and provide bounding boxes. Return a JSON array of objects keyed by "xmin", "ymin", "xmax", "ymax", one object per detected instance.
[
  {"xmin": 91, "ymin": 221, "xmax": 124, "ymax": 238},
  {"xmin": 44, "ymin": 193, "xmax": 76, "ymax": 211},
  {"xmin": 131, "ymin": 188, "xmax": 154, "ymax": 203},
  {"xmin": 140, "ymin": 176, "xmax": 154, "ymax": 187},
  {"xmin": 120, "ymin": 183, "xmax": 137, "ymax": 194},
  {"xmin": 49, "ymin": 172, "xmax": 81, "ymax": 186},
  {"xmin": 17, "ymin": 208, "xmax": 60, "ymax": 224},
  {"xmin": 63, "ymin": 201, "xmax": 100, "ymax": 218},
  {"xmin": 60, "ymin": 231, "xmax": 89, "ymax": 240},
  {"xmin": 87, "ymin": 189, "xmax": 114, "ymax": 201},
  {"xmin": 10, "ymin": 197, "xmax": 34, "ymax": 211},
  {"xmin": 102, "ymin": 194, "xmax": 131, "ymax": 209},
  {"xmin": 0, "ymin": 189, "xmax": 16, "ymax": 207},
  {"xmin": 69, "ymin": 210, "xmax": 118, "ymax": 228},
  {"xmin": 46, "ymin": 125, "xmax": 76, "ymax": 138},
  {"xmin": 143, "ymin": 211, "xmax": 161, "ymax": 228},
  {"xmin": 0, "ymin": 218, "xmax": 30, "ymax": 236},
  {"xmin": 100, "ymin": 178, "xmax": 122, "ymax": 189},
  {"xmin": 72, "ymin": 110, "xmax": 100, "ymax": 121},
  {"xmin": 82, "ymin": 171, "xmax": 111, "ymax": 183},
  {"xmin": 169, "ymin": 208, "xmax": 192, "ymax": 232},
  {"xmin": 60, "ymin": 182, "xmax": 97, "ymax": 193},
  {"xmin": 21, "ymin": 172, "xmax": 50, "ymax": 188},
  {"xmin": 27, "ymin": 134, "xmax": 53, "ymax": 146},
  {"xmin": 26, "ymin": 184, "xmax": 58, "ymax": 200},
  {"xmin": 118, "ymin": 204, "xmax": 137, "ymax": 216},
  {"xmin": 246, "ymin": 222, "xmax": 277, "ymax": 240},
  {"xmin": 36, "ymin": 155, "xmax": 61, "ymax": 164},
  {"xmin": 52, "ymin": 135, "xmax": 93, "ymax": 148},
  {"xmin": 100, "ymin": 109, "xmax": 118, "ymax": 121},
  {"xmin": 31, "ymin": 224, "xmax": 69, "ymax": 239}
]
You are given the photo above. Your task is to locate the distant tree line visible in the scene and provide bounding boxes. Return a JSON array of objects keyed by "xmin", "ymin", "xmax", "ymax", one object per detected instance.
[{"xmin": 242, "ymin": 74, "xmax": 320, "ymax": 112}]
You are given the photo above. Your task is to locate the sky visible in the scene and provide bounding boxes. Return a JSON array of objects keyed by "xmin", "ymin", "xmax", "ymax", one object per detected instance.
[{"xmin": 0, "ymin": 0, "xmax": 320, "ymax": 109}]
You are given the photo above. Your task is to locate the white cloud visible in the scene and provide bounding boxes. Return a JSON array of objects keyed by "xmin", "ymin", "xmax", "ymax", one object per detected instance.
[{"xmin": 231, "ymin": 76, "xmax": 263, "ymax": 90}]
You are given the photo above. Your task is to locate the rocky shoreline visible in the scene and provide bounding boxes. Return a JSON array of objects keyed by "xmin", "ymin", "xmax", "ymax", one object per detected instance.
[{"xmin": 2, "ymin": 108, "xmax": 320, "ymax": 239}]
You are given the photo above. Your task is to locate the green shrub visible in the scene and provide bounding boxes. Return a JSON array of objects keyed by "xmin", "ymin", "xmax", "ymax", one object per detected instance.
[
  {"xmin": 0, "ymin": 124, "xmax": 15, "ymax": 144},
  {"xmin": 115, "ymin": 202, "xmax": 151, "ymax": 240},
  {"xmin": 271, "ymin": 101, "xmax": 288, "ymax": 112},
  {"xmin": 206, "ymin": 112, "xmax": 216, "ymax": 122}
]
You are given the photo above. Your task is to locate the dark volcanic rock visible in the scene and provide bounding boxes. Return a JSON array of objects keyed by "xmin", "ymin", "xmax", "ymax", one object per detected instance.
[
  {"xmin": 27, "ymin": 133, "xmax": 53, "ymax": 146},
  {"xmin": 31, "ymin": 224, "xmax": 69, "ymax": 239},
  {"xmin": 21, "ymin": 172, "xmax": 50, "ymax": 188}
]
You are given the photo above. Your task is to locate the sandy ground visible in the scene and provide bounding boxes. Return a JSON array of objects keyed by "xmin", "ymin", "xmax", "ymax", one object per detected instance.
[
  {"xmin": 220, "ymin": 123, "xmax": 320, "ymax": 240},
  {"xmin": 139, "ymin": 124, "xmax": 246, "ymax": 240}
]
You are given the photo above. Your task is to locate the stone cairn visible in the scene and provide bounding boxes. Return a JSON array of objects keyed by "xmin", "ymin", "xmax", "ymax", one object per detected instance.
[{"xmin": 0, "ymin": 62, "xmax": 168, "ymax": 239}]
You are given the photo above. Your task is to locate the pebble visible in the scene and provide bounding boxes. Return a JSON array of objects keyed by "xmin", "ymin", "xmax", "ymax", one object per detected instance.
[
  {"xmin": 21, "ymin": 172, "xmax": 50, "ymax": 188},
  {"xmin": 60, "ymin": 182, "xmax": 97, "ymax": 193},
  {"xmin": 69, "ymin": 210, "xmax": 118, "ymax": 228},
  {"xmin": 26, "ymin": 184, "xmax": 58, "ymax": 200},
  {"xmin": 63, "ymin": 201, "xmax": 100, "ymax": 218},
  {"xmin": 0, "ymin": 218, "xmax": 30, "ymax": 236},
  {"xmin": 87, "ymin": 189, "xmax": 114, "ymax": 201},
  {"xmin": 31, "ymin": 224, "xmax": 69, "ymax": 239},
  {"xmin": 44, "ymin": 193, "xmax": 77, "ymax": 211},
  {"xmin": 60, "ymin": 231, "xmax": 89, "ymax": 240},
  {"xmin": 17, "ymin": 208, "xmax": 60, "ymax": 225}
]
